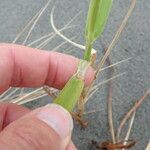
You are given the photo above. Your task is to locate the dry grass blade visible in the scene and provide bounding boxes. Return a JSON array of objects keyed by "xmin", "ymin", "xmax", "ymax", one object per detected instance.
[
  {"xmin": 106, "ymin": 57, "xmax": 116, "ymax": 143},
  {"xmin": 100, "ymin": 57, "xmax": 131, "ymax": 71},
  {"xmin": 17, "ymin": 93, "xmax": 48, "ymax": 105},
  {"xmin": 28, "ymin": 11, "xmax": 81, "ymax": 47},
  {"xmin": 87, "ymin": 72, "xmax": 126, "ymax": 102},
  {"xmin": 64, "ymin": 11, "xmax": 82, "ymax": 27},
  {"xmin": 0, "ymin": 87, "xmax": 12, "ymax": 99},
  {"xmin": 117, "ymin": 89, "xmax": 150, "ymax": 140},
  {"xmin": 12, "ymin": 6, "xmax": 41, "ymax": 44},
  {"xmin": 83, "ymin": 0, "xmax": 137, "ymax": 105},
  {"xmin": 83, "ymin": 109, "xmax": 104, "ymax": 115},
  {"xmin": 11, "ymin": 88, "xmax": 43, "ymax": 104},
  {"xmin": 50, "ymin": 7, "xmax": 97, "ymax": 54},
  {"xmin": 36, "ymin": 9, "xmax": 80, "ymax": 49},
  {"xmin": 8, "ymin": 91, "xmax": 47, "ymax": 105},
  {"xmin": 82, "ymin": 0, "xmax": 136, "ymax": 144},
  {"xmin": 52, "ymin": 36, "xmax": 77, "ymax": 51},
  {"xmin": 22, "ymin": 0, "xmax": 51, "ymax": 45},
  {"xmin": 100, "ymin": 35, "xmax": 117, "ymax": 143},
  {"xmin": 27, "ymin": 32, "xmax": 54, "ymax": 47},
  {"xmin": 10, "ymin": 0, "xmax": 52, "ymax": 98},
  {"xmin": 17, "ymin": 87, "xmax": 58, "ymax": 105},
  {"xmin": 122, "ymin": 111, "xmax": 136, "ymax": 150},
  {"xmin": 95, "ymin": 0, "xmax": 136, "ymax": 79},
  {"xmin": 2, "ymin": 8, "xmax": 79, "ymax": 105},
  {"xmin": 36, "ymin": 26, "xmax": 76, "ymax": 49},
  {"xmin": 0, "ymin": 88, "xmax": 20, "ymax": 101}
]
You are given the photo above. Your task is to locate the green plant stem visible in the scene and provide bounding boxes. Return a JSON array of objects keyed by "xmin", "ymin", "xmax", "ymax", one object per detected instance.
[
  {"xmin": 54, "ymin": 60, "xmax": 89, "ymax": 111},
  {"xmin": 84, "ymin": 41, "xmax": 93, "ymax": 61}
]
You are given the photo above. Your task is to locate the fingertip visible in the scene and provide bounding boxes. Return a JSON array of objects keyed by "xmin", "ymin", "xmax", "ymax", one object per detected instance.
[{"xmin": 36, "ymin": 104, "xmax": 73, "ymax": 139}]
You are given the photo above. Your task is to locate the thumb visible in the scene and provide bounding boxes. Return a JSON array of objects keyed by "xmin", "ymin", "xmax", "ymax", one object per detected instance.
[{"xmin": 0, "ymin": 104, "xmax": 74, "ymax": 150}]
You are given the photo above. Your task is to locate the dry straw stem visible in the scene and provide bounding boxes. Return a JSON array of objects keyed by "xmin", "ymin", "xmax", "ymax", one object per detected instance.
[
  {"xmin": 0, "ymin": 87, "xmax": 12, "ymax": 99},
  {"xmin": 28, "ymin": 11, "xmax": 81, "ymax": 47},
  {"xmin": 22, "ymin": 0, "xmax": 52, "ymax": 45},
  {"xmin": 12, "ymin": 2, "xmax": 46, "ymax": 44},
  {"xmin": 0, "ymin": 1, "xmax": 76, "ymax": 104},
  {"xmin": 84, "ymin": 0, "xmax": 137, "ymax": 104},
  {"xmin": 18, "ymin": 88, "xmax": 58, "ymax": 105},
  {"xmin": 81, "ymin": 0, "xmax": 137, "ymax": 143},
  {"xmin": 122, "ymin": 111, "xmax": 136, "ymax": 150},
  {"xmin": 87, "ymin": 72, "xmax": 126, "ymax": 101},
  {"xmin": 100, "ymin": 37, "xmax": 116, "ymax": 143},
  {"xmin": 0, "ymin": 88, "xmax": 20, "ymax": 101},
  {"xmin": 37, "ymin": 10, "xmax": 82, "ymax": 49},
  {"xmin": 117, "ymin": 89, "xmax": 150, "ymax": 140},
  {"xmin": 106, "ymin": 56, "xmax": 116, "ymax": 144},
  {"xmin": 17, "ymin": 0, "xmax": 52, "ymax": 95},
  {"xmin": 1, "ymin": 0, "xmax": 53, "ymax": 103},
  {"xmin": 84, "ymin": 0, "xmax": 137, "ymax": 145},
  {"xmin": 50, "ymin": 8, "xmax": 97, "ymax": 55},
  {"xmin": 95, "ymin": 0, "xmax": 137, "ymax": 78}
]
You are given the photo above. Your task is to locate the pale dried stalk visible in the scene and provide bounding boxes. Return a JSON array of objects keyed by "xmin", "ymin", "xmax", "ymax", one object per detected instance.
[
  {"xmin": 100, "ymin": 35, "xmax": 117, "ymax": 143},
  {"xmin": 95, "ymin": 0, "xmax": 137, "ymax": 78},
  {"xmin": 52, "ymin": 36, "xmax": 77, "ymax": 51},
  {"xmin": 84, "ymin": 109, "xmax": 104, "ymax": 115},
  {"xmin": 106, "ymin": 55, "xmax": 116, "ymax": 143},
  {"xmin": 85, "ymin": 0, "xmax": 136, "ymax": 144},
  {"xmin": 11, "ymin": 88, "xmax": 43, "ymax": 104},
  {"xmin": 0, "ymin": 4, "xmax": 80, "ymax": 103},
  {"xmin": 100, "ymin": 57, "xmax": 131, "ymax": 72},
  {"xmin": 22, "ymin": 0, "xmax": 52, "ymax": 45},
  {"xmin": 0, "ymin": 87, "xmax": 11, "ymax": 99},
  {"xmin": 36, "ymin": 10, "xmax": 81, "ymax": 49},
  {"xmin": 122, "ymin": 111, "xmax": 136, "ymax": 150},
  {"xmin": 28, "ymin": 32, "xmax": 54, "ymax": 47},
  {"xmin": 84, "ymin": 0, "xmax": 137, "ymax": 104},
  {"xmin": 19, "ymin": 0, "xmax": 51, "ymax": 94},
  {"xmin": 18, "ymin": 93, "xmax": 48, "ymax": 105},
  {"xmin": 12, "ymin": 3, "xmax": 43, "ymax": 43},
  {"xmin": 17, "ymin": 87, "xmax": 58, "ymax": 105},
  {"xmin": 50, "ymin": 8, "xmax": 97, "ymax": 54},
  {"xmin": 117, "ymin": 89, "xmax": 150, "ymax": 140},
  {"xmin": 91, "ymin": 73, "xmax": 126, "ymax": 93},
  {"xmin": 1, "ymin": 88, "xmax": 20, "ymax": 101},
  {"xmin": 36, "ymin": 26, "xmax": 76, "ymax": 49},
  {"xmin": 3, "ymin": 1, "xmax": 52, "ymax": 100}
]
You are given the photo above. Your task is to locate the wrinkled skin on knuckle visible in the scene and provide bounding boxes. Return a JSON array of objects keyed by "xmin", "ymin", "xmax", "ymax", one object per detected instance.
[{"xmin": 0, "ymin": 117, "xmax": 61, "ymax": 150}]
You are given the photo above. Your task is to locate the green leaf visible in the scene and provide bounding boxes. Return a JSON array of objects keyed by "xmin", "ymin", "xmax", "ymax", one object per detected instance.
[
  {"xmin": 85, "ymin": 0, "xmax": 113, "ymax": 43},
  {"xmin": 54, "ymin": 60, "xmax": 89, "ymax": 112},
  {"xmin": 54, "ymin": 76, "xmax": 84, "ymax": 112}
]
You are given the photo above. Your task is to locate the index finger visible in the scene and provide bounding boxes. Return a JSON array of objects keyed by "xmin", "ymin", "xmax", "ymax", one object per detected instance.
[{"xmin": 0, "ymin": 44, "xmax": 94, "ymax": 93}]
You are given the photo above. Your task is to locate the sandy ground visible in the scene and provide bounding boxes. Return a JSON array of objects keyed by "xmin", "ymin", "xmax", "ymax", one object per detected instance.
[{"xmin": 0, "ymin": 0, "xmax": 149, "ymax": 149}]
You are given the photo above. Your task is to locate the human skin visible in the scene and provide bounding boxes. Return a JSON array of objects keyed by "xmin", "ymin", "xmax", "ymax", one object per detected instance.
[{"xmin": 0, "ymin": 43, "xmax": 94, "ymax": 150}]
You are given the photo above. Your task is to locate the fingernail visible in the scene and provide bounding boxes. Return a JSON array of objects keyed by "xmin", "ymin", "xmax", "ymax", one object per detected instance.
[{"xmin": 36, "ymin": 104, "xmax": 73, "ymax": 139}]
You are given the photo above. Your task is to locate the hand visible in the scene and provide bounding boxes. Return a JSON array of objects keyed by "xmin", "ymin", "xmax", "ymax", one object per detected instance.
[{"xmin": 0, "ymin": 44, "xmax": 94, "ymax": 150}]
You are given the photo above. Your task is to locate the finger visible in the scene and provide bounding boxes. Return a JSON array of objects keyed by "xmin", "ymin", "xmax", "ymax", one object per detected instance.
[
  {"xmin": 0, "ymin": 104, "xmax": 73, "ymax": 150},
  {"xmin": 0, "ymin": 43, "xmax": 94, "ymax": 93},
  {"xmin": 0, "ymin": 103, "xmax": 30, "ymax": 130},
  {"xmin": 66, "ymin": 141, "xmax": 77, "ymax": 150}
]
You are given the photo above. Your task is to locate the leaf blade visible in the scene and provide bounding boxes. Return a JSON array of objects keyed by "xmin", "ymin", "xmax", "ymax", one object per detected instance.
[{"xmin": 85, "ymin": 0, "xmax": 113, "ymax": 43}]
